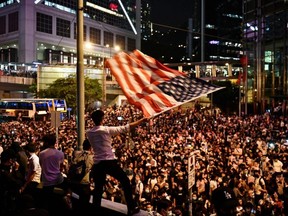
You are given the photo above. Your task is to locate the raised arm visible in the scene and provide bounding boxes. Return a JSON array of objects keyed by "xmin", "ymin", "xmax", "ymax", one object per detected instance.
[{"xmin": 129, "ymin": 117, "xmax": 148, "ymax": 130}]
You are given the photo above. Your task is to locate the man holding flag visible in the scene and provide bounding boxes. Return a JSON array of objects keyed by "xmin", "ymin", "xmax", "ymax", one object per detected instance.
[{"xmin": 87, "ymin": 109, "xmax": 148, "ymax": 215}]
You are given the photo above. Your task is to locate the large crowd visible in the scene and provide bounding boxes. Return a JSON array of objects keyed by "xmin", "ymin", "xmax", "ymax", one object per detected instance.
[{"xmin": 0, "ymin": 103, "xmax": 287, "ymax": 216}]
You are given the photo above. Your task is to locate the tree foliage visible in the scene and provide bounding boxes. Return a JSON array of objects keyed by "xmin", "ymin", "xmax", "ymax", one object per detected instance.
[{"xmin": 33, "ymin": 74, "xmax": 102, "ymax": 112}]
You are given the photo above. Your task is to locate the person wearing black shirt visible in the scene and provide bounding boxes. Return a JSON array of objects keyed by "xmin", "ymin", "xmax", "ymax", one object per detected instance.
[{"xmin": 0, "ymin": 149, "xmax": 24, "ymax": 216}]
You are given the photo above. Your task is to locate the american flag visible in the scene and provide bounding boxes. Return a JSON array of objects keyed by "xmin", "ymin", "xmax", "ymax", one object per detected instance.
[{"xmin": 106, "ymin": 49, "xmax": 224, "ymax": 117}]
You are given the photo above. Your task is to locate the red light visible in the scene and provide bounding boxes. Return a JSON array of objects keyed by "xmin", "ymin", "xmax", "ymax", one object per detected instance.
[{"xmin": 109, "ymin": 3, "xmax": 118, "ymax": 11}]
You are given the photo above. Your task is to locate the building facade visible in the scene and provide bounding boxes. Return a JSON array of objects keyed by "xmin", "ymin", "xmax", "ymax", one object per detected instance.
[
  {"xmin": 190, "ymin": 0, "xmax": 243, "ymax": 63},
  {"xmin": 0, "ymin": 0, "xmax": 140, "ymax": 74},
  {"xmin": 0, "ymin": 0, "xmax": 141, "ymax": 101},
  {"xmin": 243, "ymin": 0, "xmax": 288, "ymax": 113}
]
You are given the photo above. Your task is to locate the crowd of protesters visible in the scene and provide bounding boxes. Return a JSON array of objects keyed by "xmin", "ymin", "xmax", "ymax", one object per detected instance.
[
  {"xmin": 0, "ymin": 103, "xmax": 287, "ymax": 216},
  {"xmin": 0, "ymin": 69, "xmax": 37, "ymax": 78}
]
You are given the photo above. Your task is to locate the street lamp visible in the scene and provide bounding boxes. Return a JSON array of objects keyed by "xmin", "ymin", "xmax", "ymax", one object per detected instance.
[{"xmin": 114, "ymin": 45, "xmax": 120, "ymax": 52}]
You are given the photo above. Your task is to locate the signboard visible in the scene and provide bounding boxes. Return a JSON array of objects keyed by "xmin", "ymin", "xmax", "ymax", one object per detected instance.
[
  {"xmin": 51, "ymin": 111, "xmax": 61, "ymax": 128},
  {"xmin": 188, "ymin": 154, "xmax": 195, "ymax": 190}
]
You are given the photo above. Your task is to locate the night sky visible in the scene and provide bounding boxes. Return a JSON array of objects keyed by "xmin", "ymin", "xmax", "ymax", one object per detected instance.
[{"xmin": 150, "ymin": 0, "xmax": 194, "ymax": 27}]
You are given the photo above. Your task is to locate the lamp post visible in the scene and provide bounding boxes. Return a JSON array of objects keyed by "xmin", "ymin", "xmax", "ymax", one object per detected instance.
[{"xmin": 76, "ymin": 0, "xmax": 85, "ymax": 150}]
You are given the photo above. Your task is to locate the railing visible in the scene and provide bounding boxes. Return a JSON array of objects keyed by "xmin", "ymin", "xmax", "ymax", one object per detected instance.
[{"xmin": 0, "ymin": 75, "xmax": 35, "ymax": 85}]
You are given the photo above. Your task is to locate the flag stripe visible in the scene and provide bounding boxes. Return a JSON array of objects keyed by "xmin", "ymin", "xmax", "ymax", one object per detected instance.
[
  {"xmin": 131, "ymin": 50, "xmax": 181, "ymax": 84},
  {"xmin": 106, "ymin": 50, "xmax": 224, "ymax": 117},
  {"xmin": 132, "ymin": 50, "xmax": 184, "ymax": 77},
  {"xmin": 110, "ymin": 54, "xmax": 157, "ymax": 115},
  {"xmin": 114, "ymin": 52, "xmax": 176, "ymax": 110},
  {"xmin": 130, "ymin": 51, "xmax": 179, "ymax": 108}
]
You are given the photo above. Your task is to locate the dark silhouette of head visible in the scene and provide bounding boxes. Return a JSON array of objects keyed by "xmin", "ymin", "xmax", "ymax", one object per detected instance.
[
  {"xmin": 25, "ymin": 143, "xmax": 37, "ymax": 153},
  {"xmin": 83, "ymin": 139, "xmax": 91, "ymax": 151},
  {"xmin": 42, "ymin": 133, "xmax": 56, "ymax": 148},
  {"xmin": 211, "ymin": 186, "xmax": 237, "ymax": 216},
  {"xmin": 91, "ymin": 110, "xmax": 104, "ymax": 126}
]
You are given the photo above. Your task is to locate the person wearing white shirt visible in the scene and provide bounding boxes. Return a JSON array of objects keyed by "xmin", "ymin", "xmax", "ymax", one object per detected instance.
[
  {"xmin": 86, "ymin": 109, "xmax": 147, "ymax": 216},
  {"xmin": 134, "ymin": 174, "xmax": 144, "ymax": 205},
  {"xmin": 20, "ymin": 143, "xmax": 41, "ymax": 196},
  {"xmin": 272, "ymin": 157, "xmax": 283, "ymax": 173}
]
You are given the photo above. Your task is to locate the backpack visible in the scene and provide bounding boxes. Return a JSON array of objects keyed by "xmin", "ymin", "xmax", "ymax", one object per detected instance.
[{"xmin": 67, "ymin": 152, "xmax": 87, "ymax": 183}]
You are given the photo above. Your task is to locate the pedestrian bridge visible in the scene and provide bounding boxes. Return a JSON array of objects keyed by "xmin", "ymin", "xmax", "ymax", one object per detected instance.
[{"xmin": 0, "ymin": 75, "xmax": 34, "ymax": 92}]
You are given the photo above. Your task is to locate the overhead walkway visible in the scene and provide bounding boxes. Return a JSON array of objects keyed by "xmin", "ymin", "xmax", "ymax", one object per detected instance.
[{"xmin": 0, "ymin": 75, "xmax": 34, "ymax": 93}]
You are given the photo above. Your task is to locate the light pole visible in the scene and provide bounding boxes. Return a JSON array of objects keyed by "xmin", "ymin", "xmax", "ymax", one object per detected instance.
[{"xmin": 76, "ymin": 0, "xmax": 85, "ymax": 150}]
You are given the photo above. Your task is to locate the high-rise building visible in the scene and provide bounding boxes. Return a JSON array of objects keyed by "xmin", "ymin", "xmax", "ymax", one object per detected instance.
[
  {"xmin": 142, "ymin": 0, "xmax": 243, "ymax": 66},
  {"xmin": 190, "ymin": 0, "xmax": 243, "ymax": 62},
  {"xmin": 243, "ymin": 0, "xmax": 288, "ymax": 113},
  {"xmin": 140, "ymin": 0, "xmax": 152, "ymax": 41}
]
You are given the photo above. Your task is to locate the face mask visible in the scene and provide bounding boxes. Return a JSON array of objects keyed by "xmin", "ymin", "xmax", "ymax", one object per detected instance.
[
  {"xmin": 167, "ymin": 211, "xmax": 173, "ymax": 216},
  {"xmin": 147, "ymin": 208, "xmax": 152, "ymax": 212},
  {"xmin": 145, "ymin": 189, "xmax": 150, "ymax": 193}
]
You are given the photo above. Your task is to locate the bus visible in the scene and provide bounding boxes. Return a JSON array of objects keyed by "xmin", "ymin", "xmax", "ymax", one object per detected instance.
[
  {"xmin": 0, "ymin": 98, "xmax": 67, "ymax": 113},
  {"xmin": 0, "ymin": 98, "xmax": 68, "ymax": 120},
  {"xmin": 26, "ymin": 98, "xmax": 67, "ymax": 113},
  {"xmin": 29, "ymin": 98, "xmax": 68, "ymax": 120},
  {"xmin": 0, "ymin": 99, "xmax": 50, "ymax": 120}
]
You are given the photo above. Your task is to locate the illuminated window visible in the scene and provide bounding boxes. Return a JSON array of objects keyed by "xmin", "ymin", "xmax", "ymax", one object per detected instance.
[
  {"xmin": 63, "ymin": 56, "xmax": 69, "ymax": 63},
  {"xmin": 116, "ymin": 35, "xmax": 125, "ymax": 50}
]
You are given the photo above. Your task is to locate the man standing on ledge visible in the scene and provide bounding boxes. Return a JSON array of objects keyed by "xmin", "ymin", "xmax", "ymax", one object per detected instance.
[{"xmin": 87, "ymin": 109, "xmax": 148, "ymax": 215}]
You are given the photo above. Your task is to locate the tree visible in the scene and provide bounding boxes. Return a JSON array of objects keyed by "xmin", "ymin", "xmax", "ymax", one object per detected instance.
[{"xmin": 30, "ymin": 75, "xmax": 102, "ymax": 113}]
